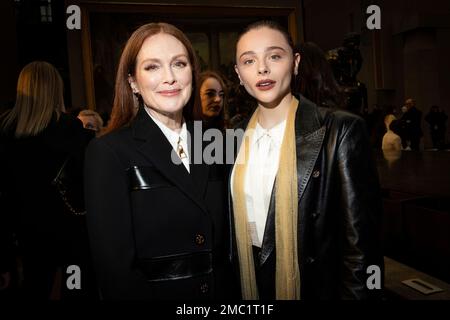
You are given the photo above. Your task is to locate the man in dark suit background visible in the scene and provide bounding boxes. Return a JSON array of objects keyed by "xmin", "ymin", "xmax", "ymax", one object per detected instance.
[{"xmin": 400, "ymin": 98, "xmax": 423, "ymax": 150}]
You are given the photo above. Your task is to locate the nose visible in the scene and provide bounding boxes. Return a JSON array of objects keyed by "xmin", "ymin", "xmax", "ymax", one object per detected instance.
[
  {"xmin": 257, "ymin": 61, "xmax": 270, "ymax": 75},
  {"xmin": 213, "ymin": 94, "xmax": 222, "ymax": 103},
  {"xmin": 163, "ymin": 66, "xmax": 176, "ymax": 85}
]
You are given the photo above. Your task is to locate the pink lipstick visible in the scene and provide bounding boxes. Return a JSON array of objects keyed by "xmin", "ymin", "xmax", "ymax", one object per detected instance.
[
  {"xmin": 256, "ymin": 79, "xmax": 276, "ymax": 91},
  {"xmin": 158, "ymin": 89, "xmax": 181, "ymax": 97}
]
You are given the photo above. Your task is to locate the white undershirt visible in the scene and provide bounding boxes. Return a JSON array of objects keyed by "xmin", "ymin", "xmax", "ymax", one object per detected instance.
[
  {"xmin": 145, "ymin": 107, "xmax": 190, "ymax": 173},
  {"xmin": 231, "ymin": 120, "xmax": 286, "ymax": 247}
]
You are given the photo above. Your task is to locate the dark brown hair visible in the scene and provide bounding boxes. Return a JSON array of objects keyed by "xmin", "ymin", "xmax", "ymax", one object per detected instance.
[
  {"xmin": 105, "ymin": 22, "xmax": 199, "ymax": 133},
  {"xmin": 294, "ymin": 42, "xmax": 344, "ymax": 108}
]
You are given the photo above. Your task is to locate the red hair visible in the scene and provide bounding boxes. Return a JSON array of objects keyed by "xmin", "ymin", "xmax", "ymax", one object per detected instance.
[{"xmin": 105, "ymin": 22, "xmax": 199, "ymax": 133}]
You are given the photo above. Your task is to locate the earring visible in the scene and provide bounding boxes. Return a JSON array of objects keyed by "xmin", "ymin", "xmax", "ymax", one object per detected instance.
[
  {"xmin": 239, "ymin": 81, "xmax": 244, "ymax": 86},
  {"xmin": 130, "ymin": 83, "xmax": 139, "ymax": 94}
]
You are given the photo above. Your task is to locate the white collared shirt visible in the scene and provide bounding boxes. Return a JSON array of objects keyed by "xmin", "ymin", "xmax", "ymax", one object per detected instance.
[
  {"xmin": 231, "ymin": 119, "xmax": 286, "ymax": 247},
  {"xmin": 145, "ymin": 107, "xmax": 190, "ymax": 173}
]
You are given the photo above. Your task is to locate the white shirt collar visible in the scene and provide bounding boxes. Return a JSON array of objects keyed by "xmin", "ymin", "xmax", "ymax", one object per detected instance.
[
  {"xmin": 144, "ymin": 106, "xmax": 190, "ymax": 173},
  {"xmin": 253, "ymin": 119, "xmax": 286, "ymax": 147},
  {"xmin": 145, "ymin": 106, "xmax": 188, "ymax": 146}
]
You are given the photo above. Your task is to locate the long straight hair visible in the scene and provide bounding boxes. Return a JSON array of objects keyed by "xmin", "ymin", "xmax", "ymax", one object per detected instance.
[
  {"xmin": 105, "ymin": 22, "xmax": 199, "ymax": 134},
  {"xmin": 294, "ymin": 42, "xmax": 344, "ymax": 108},
  {"xmin": 1, "ymin": 61, "xmax": 65, "ymax": 137}
]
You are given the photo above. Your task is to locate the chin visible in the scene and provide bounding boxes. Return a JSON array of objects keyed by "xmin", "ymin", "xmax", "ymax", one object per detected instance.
[
  {"xmin": 255, "ymin": 94, "xmax": 280, "ymax": 105},
  {"xmin": 162, "ymin": 102, "xmax": 187, "ymax": 113}
]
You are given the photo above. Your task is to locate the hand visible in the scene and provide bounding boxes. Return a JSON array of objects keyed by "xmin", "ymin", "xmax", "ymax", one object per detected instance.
[{"xmin": 0, "ymin": 272, "xmax": 11, "ymax": 290}]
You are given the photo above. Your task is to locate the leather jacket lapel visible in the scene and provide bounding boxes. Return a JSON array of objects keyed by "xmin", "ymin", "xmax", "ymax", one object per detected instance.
[
  {"xmin": 259, "ymin": 95, "xmax": 326, "ymax": 267},
  {"xmin": 295, "ymin": 96, "xmax": 326, "ymax": 203}
]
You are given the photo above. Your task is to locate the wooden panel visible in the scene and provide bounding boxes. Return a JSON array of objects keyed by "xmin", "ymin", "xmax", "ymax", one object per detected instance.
[{"xmin": 81, "ymin": 5, "xmax": 96, "ymax": 110}]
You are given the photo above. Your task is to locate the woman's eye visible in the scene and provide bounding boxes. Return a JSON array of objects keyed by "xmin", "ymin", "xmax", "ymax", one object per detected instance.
[
  {"xmin": 173, "ymin": 60, "xmax": 188, "ymax": 68},
  {"xmin": 270, "ymin": 54, "xmax": 281, "ymax": 60},
  {"xmin": 243, "ymin": 59, "xmax": 254, "ymax": 65},
  {"xmin": 144, "ymin": 64, "xmax": 159, "ymax": 71},
  {"xmin": 206, "ymin": 92, "xmax": 216, "ymax": 97}
]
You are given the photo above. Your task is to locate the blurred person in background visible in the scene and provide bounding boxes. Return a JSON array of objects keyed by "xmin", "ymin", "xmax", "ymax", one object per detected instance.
[
  {"xmin": 192, "ymin": 70, "xmax": 228, "ymax": 130},
  {"xmin": 77, "ymin": 109, "xmax": 104, "ymax": 136},
  {"xmin": 0, "ymin": 61, "xmax": 94, "ymax": 299}
]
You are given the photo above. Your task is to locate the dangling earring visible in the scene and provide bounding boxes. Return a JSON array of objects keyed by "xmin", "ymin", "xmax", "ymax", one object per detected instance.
[
  {"xmin": 130, "ymin": 83, "xmax": 139, "ymax": 94},
  {"xmin": 128, "ymin": 75, "xmax": 139, "ymax": 95}
]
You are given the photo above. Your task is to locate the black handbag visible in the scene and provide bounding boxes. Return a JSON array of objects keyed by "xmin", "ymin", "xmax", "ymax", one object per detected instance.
[{"xmin": 52, "ymin": 156, "xmax": 86, "ymax": 215}]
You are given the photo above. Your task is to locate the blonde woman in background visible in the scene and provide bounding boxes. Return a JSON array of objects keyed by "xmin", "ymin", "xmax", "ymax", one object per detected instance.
[
  {"xmin": 382, "ymin": 114, "xmax": 402, "ymax": 152},
  {"xmin": 0, "ymin": 61, "xmax": 94, "ymax": 299}
]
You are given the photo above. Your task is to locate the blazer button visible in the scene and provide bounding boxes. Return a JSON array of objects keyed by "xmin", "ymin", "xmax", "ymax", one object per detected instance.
[
  {"xmin": 312, "ymin": 170, "xmax": 320, "ymax": 178},
  {"xmin": 311, "ymin": 212, "xmax": 319, "ymax": 220},
  {"xmin": 200, "ymin": 282, "xmax": 209, "ymax": 294},
  {"xmin": 195, "ymin": 234, "xmax": 205, "ymax": 245}
]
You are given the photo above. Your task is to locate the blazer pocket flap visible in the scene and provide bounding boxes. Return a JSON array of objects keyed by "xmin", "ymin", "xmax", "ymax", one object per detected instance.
[
  {"xmin": 137, "ymin": 251, "xmax": 213, "ymax": 282},
  {"xmin": 127, "ymin": 166, "xmax": 173, "ymax": 190}
]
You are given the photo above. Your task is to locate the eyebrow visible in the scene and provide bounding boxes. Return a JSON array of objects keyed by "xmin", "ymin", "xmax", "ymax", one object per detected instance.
[
  {"xmin": 139, "ymin": 54, "xmax": 189, "ymax": 65},
  {"xmin": 204, "ymin": 89, "xmax": 224, "ymax": 93},
  {"xmin": 239, "ymin": 46, "xmax": 287, "ymax": 59}
]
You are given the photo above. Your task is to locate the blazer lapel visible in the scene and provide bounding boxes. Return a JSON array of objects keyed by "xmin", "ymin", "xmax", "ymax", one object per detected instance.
[{"xmin": 132, "ymin": 107, "xmax": 208, "ymax": 214}]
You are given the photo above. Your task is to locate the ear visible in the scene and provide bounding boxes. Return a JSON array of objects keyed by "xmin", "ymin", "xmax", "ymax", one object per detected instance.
[
  {"xmin": 128, "ymin": 75, "xmax": 139, "ymax": 94},
  {"xmin": 293, "ymin": 52, "xmax": 301, "ymax": 76},
  {"xmin": 234, "ymin": 65, "xmax": 243, "ymax": 85}
]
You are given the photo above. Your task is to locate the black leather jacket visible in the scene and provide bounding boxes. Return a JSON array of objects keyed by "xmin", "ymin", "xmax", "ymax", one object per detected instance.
[{"xmin": 229, "ymin": 95, "xmax": 384, "ymax": 299}]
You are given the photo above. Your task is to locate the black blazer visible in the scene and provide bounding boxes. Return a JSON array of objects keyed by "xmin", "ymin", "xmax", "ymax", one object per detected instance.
[
  {"xmin": 85, "ymin": 107, "xmax": 236, "ymax": 300},
  {"xmin": 229, "ymin": 95, "xmax": 384, "ymax": 300}
]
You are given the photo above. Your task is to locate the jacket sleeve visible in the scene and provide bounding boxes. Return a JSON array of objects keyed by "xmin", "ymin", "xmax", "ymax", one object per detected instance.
[
  {"xmin": 85, "ymin": 138, "xmax": 149, "ymax": 299},
  {"xmin": 336, "ymin": 117, "xmax": 384, "ymax": 299}
]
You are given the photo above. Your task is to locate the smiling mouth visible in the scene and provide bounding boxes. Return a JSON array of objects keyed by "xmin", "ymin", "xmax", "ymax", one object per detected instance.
[
  {"xmin": 158, "ymin": 89, "xmax": 181, "ymax": 96},
  {"xmin": 256, "ymin": 79, "xmax": 276, "ymax": 90},
  {"xmin": 208, "ymin": 104, "xmax": 221, "ymax": 111}
]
